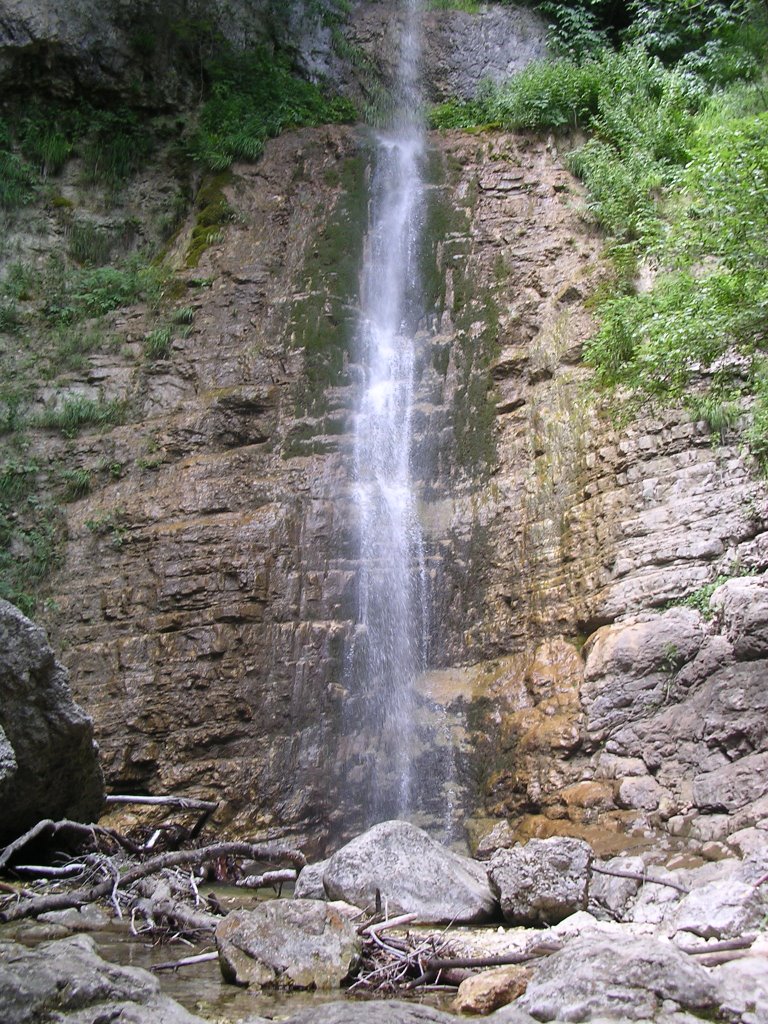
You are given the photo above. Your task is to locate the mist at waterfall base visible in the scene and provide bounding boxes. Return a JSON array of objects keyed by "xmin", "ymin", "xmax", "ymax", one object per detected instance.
[{"xmin": 337, "ymin": 0, "xmax": 458, "ymax": 839}]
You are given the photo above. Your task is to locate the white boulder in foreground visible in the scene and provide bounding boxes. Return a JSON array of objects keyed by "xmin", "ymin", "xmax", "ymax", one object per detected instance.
[
  {"xmin": 322, "ymin": 819, "xmax": 497, "ymax": 923},
  {"xmin": 517, "ymin": 933, "xmax": 718, "ymax": 1021},
  {"xmin": 215, "ymin": 899, "xmax": 361, "ymax": 989}
]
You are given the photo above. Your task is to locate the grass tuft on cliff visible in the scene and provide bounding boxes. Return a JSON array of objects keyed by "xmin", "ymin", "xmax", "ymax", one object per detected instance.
[{"xmin": 189, "ymin": 49, "xmax": 356, "ymax": 171}]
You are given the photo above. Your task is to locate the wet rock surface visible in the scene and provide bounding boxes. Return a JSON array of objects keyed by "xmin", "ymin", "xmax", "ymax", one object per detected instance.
[
  {"xmin": 215, "ymin": 900, "xmax": 362, "ymax": 989},
  {"xmin": 0, "ymin": 599, "xmax": 104, "ymax": 843},
  {"xmin": 279, "ymin": 1002, "xmax": 464, "ymax": 1023},
  {"xmin": 0, "ymin": 9, "xmax": 766, "ymax": 858},
  {"xmin": 0, "ymin": 933, "xmax": 205, "ymax": 1024},
  {"xmin": 323, "ymin": 820, "xmax": 497, "ymax": 922}
]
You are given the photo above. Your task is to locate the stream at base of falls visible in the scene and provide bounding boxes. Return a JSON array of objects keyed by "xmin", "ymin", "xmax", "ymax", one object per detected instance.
[{"xmin": 1, "ymin": 886, "xmax": 464, "ymax": 1020}]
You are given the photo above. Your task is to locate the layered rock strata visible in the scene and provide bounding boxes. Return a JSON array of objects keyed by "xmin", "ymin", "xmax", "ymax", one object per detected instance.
[{"xmin": 0, "ymin": 16, "xmax": 764, "ymax": 853}]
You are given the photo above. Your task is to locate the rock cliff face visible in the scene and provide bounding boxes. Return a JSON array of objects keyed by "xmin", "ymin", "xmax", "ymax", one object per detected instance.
[
  {"xmin": 1, "ymin": 1, "xmax": 767, "ymax": 856},
  {"xmin": 0, "ymin": 0, "xmax": 546, "ymax": 108},
  {"xmin": 0, "ymin": 599, "xmax": 104, "ymax": 841}
]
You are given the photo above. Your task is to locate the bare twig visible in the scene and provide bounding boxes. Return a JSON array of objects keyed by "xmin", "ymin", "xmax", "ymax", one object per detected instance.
[
  {"xmin": 591, "ymin": 864, "xmax": 690, "ymax": 895},
  {"xmin": 363, "ymin": 912, "xmax": 418, "ymax": 935}
]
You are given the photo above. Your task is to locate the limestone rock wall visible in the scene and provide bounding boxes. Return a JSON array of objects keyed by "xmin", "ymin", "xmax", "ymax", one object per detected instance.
[
  {"xmin": 1, "ymin": 3, "xmax": 766, "ymax": 855},
  {"xmin": 13, "ymin": 119, "xmax": 765, "ymax": 854}
]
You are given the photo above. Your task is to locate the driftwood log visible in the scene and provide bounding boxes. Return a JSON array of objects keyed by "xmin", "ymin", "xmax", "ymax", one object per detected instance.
[{"xmin": 0, "ymin": 840, "xmax": 306, "ymax": 923}]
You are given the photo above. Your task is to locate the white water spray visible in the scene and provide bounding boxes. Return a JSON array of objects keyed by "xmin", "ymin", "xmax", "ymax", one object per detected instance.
[{"xmin": 346, "ymin": 0, "xmax": 429, "ymax": 821}]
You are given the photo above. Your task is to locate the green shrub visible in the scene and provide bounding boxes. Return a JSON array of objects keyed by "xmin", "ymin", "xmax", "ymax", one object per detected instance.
[
  {"xmin": 85, "ymin": 508, "xmax": 128, "ymax": 548},
  {"xmin": 539, "ymin": 1, "xmax": 611, "ymax": 60},
  {"xmin": 0, "ymin": 507, "xmax": 59, "ymax": 615},
  {"xmin": 0, "ymin": 300, "xmax": 20, "ymax": 332},
  {"xmin": 0, "ymin": 458, "xmax": 39, "ymax": 503},
  {"xmin": 1, "ymin": 261, "xmax": 38, "ymax": 301},
  {"xmin": 172, "ymin": 306, "xmax": 195, "ymax": 324},
  {"xmin": 42, "ymin": 258, "xmax": 167, "ymax": 325},
  {"xmin": 745, "ymin": 365, "xmax": 768, "ymax": 471},
  {"xmin": 567, "ymin": 140, "xmax": 661, "ymax": 241},
  {"xmin": 189, "ymin": 49, "xmax": 356, "ymax": 170},
  {"xmin": 625, "ymin": 0, "xmax": 763, "ymax": 75},
  {"xmin": 79, "ymin": 110, "xmax": 154, "ymax": 186},
  {"xmin": 687, "ymin": 394, "xmax": 742, "ymax": 440},
  {"xmin": 60, "ymin": 467, "xmax": 92, "ymax": 501},
  {"xmin": 427, "ymin": 0, "xmax": 480, "ymax": 10}
]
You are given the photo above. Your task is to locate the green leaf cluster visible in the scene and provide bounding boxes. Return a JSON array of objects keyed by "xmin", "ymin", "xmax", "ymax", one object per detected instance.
[
  {"xmin": 440, "ymin": 0, "xmax": 768, "ymax": 467},
  {"xmin": 189, "ymin": 49, "xmax": 356, "ymax": 170}
]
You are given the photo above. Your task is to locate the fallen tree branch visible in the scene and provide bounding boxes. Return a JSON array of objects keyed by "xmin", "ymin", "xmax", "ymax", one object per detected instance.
[
  {"xmin": 695, "ymin": 949, "xmax": 759, "ymax": 967},
  {"xmin": 152, "ymin": 951, "xmax": 219, "ymax": 972},
  {"xmin": 12, "ymin": 863, "xmax": 86, "ymax": 879},
  {"xmin": 591, "ymin": 864, "xmax": 690, "ymax": 894},
  {"xmin": 0, "ymin": 819, "xmax": 141, "ymax": 870},
  {"xmin": 105, "ymin": 796, "xmax": 219, "ymax": 812},
  {"xmin": 0, "ymin": 841, "xmax": 306, "ymax": 923},
  {"xmin": 679, "ymin": 935, "xmax": 757, "ymax": 956},
  {"xmin": 406, "ymin": 942, "xmax": 563, "ymax": 989},
  {"xmin": 236, "ymin": 868, "xmax": 296, "ymax": 890}
]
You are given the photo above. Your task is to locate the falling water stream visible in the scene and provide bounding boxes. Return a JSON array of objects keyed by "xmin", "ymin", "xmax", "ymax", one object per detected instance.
[{"xmin": 345, "ymin": 0, "xmax": 430, "ymax": 823}]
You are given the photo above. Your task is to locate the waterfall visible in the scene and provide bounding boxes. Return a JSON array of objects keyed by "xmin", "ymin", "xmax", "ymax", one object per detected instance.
[{"xmin": 345, "ymin": 0, "xmax": 428, "ymax": 823}]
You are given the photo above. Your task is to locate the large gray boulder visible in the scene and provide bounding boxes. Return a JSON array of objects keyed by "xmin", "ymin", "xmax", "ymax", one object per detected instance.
[
  {"xmin": 713, "ymin": 956, "xmax": 768, "ymax": 1024},
  {"xmin": 0, "ymin": 599, "xmax": 104, "ymax": 843},
  {"xmin": 322, "ymin": 820, "xmax": 497, "ymax": 923},
  {"xmin": 0, "ymin": 933, "xmax": 205, "ymax": 1024},
  {"xmin": 488, "ymin": 837, "xmax": 593, "ymax": 925},
  {"xmin": 279, "ymin": 1001, "xmax": 464, "ymax": 1023},
  {"xmin": 672, "ymin": 877, "xmax": 768, "ymax": 940},
  {"xmin": 517, "ymin": 934, "xmax": 719, "ymax": 1021},
  {"xmin": 215, "ymin": 900, "xmax": 362, "ymax": 989}
]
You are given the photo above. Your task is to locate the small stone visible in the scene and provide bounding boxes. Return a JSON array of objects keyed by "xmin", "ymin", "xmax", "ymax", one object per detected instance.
[{"xmin": 453, "ymin": 965, "xmax": 532, "ymax": 1015}]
